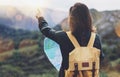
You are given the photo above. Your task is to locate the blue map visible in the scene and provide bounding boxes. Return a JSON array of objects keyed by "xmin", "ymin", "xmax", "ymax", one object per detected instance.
[{"xmin": 44, "ymin": 38, "xmax": 62, "ymax": 71}]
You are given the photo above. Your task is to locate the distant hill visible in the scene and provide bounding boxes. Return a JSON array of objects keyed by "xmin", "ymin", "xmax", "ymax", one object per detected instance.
[
  {"xmin": 0, "ymin": 24, "xmax": 31, "ymax": 40},
  {"xmin": 0, "ymin": 6, "xmax": 67, "ymax": 30},
  {"xmin": 0, "ymin": 24, "xmax": 41, "ymax": 50},
  {"xmin": 0, "ymin": 24, "xmax": 57, "ymax": 77},
  {"xmin": 59, "ymin": 9, "xmax": 120, "ymax": 39},
  {"xmin": 0, "ymin": 6, "xmax": 120, "ymax": 33},
  {"xmin": 0, "ymin": 6, "xmax": 38, "ymax": 31}
]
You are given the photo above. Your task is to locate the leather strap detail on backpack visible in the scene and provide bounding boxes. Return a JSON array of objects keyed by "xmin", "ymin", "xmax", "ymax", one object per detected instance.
[
  {"xmin": 92, "ymin": 62, "xmax": 96, "ymax": 77},
  {"xmin": 73, "ymin": 63, "xmax": 80, "ymax": 77}
]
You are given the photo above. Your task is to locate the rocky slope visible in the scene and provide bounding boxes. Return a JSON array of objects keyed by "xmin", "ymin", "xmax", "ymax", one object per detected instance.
[
  {"xmin": 59, "ymin": 9, "xmax": 120, "ymax": 39},
  {"xmin": 0, "ymin": 38, "xmax": 14, "ymax": 53}
]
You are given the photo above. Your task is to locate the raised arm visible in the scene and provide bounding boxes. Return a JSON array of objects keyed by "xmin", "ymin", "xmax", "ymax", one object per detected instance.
[{"xmin": 36, "ymin": 10, "xmax": 59, "ymax": 43}]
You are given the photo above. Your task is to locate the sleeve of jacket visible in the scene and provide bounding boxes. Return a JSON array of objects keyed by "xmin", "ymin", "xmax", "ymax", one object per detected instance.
[
  {"xmin": 95, "ymin": 35, "xmax": 105, "ymax": 62},
  {"xmin": 38, "ymin": 17, "xmax": 59, "ymax": 43}
]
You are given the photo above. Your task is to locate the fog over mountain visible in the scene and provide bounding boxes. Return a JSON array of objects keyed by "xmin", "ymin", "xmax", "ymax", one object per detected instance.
[
  {"xmin": 0, "ymin": 6, "xmax": 120, "ymax": 38},
  {"xmin": 0, "ymin": 6, "xmax": 67, "ymax": 30}
]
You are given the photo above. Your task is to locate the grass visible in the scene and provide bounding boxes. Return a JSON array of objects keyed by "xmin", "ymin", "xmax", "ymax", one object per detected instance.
[
  {"xmin": 18, "ymin": 45, "xmax": 39, "ymax": 57},
  {"xmin": 28, "ymin": 69, "xmax": 58, "ymax": 77},
  {"xmin": 107, "ymin": 71, "xmax": 120, "ymax": 77},
  {"xmin": 0, "ymin": 44, "xmax": 120, "ymax": 77},
  {"xmin": 100, "ymin": 71, "xmax": 108, "ymax": 77},
  {"xmin": 0, "ymin": 45, "xmax": 39, "ymax": 61},
  {"xmin": 0, "ymin": 64, "xmax": 25, "ymax": 77},
  {"xmin": 111, "ymin": 58, "xmax": 120, "ymax": 67}
]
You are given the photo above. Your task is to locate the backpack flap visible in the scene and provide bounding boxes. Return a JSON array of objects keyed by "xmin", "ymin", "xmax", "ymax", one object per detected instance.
[
  {"xmin": 66, "ymin": 32, "xmax": 100, "ymax": 71},
  {"xmin": 68, "ymin": 47, "xmax": 100, "ymax": 71}
]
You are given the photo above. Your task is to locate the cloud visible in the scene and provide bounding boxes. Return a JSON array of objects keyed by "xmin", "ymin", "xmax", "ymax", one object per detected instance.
[
  {"xmin": 40, "ymin": 0, "xmax": 120, "ymax": 11},
  {"xmin": 0, "ymin": 0, "xmax": 120, "ymax": 11},
  {"xmin": 34, "ymin": 0, "xmax": 81, "ymax": 11}
]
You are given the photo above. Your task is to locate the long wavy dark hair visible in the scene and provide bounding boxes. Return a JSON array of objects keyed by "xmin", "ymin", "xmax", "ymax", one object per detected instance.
[{"xmin": 69, "ymin": 3, "xmax": 92, "ymax": 34}]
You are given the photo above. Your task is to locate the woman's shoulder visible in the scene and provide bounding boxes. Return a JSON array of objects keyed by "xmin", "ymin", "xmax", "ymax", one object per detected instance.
[
  {"xmin": 55, "ymin": 31, "xmax": 68, "ymax": 41},
  {"xmin": 94, "ymin": 33, "xmax": 102, "ymax": 45},
  {"xmin": 55, "ymin": 31, "xmax": 72, "ymax": 45},
  {"xmin": 95, "ymin": 33, "xmax": 101, "ymax": 40},
  {"xmin": 56, "ymin": 31, "xmax": 67, "ymax": 37}
]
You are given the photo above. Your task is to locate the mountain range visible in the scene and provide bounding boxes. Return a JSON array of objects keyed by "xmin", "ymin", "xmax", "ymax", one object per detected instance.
[
  {"xmin": 59, "ymin": 9, "xmax": 120, "ymax": 39},
  {"xmin": 0, "ymin": 6, "xmax": 67, "ymax": 30},
  {"xmin": 0, "ymin": 6, "xmax": 120, "ymax": 40}
]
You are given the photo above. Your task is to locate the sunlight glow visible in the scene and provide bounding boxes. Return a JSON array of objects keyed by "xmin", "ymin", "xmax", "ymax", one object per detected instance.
[
  {"xmin": 0, "ymin": 0, "xmax": 120, "ymax": 11},
  {"xmin": 6, "ymin": 7, "xmax": 17, "ymax": 18},
  {"xmin": 115, "ymin": 21, "xmax": 120, "ymax": 37},
  {"xmin": 0, "ymin": 0, "xmax": 51, "ymax": 18},
  {"xmin": 0, "ymin": 0, "xmax": 50, "ymax": 9}
]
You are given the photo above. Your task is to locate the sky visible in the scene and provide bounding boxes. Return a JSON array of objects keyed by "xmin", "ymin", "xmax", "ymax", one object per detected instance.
[{"xmin": 0, "ymin": 0, "xmax": 120, "ymax": 11}]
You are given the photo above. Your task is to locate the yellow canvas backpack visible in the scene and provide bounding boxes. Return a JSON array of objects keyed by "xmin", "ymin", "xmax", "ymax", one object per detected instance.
[{"xmin": 65, "ymin": 32, "xmax": 100, "ymax": 77}]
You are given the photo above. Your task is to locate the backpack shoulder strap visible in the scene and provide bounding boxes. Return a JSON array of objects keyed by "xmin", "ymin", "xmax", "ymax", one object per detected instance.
[
  {"xmin": 66, "ymin": 31, "xmax": 80, "ymax": 48},
  {"xmin": 87, "ymin": 32, "xmax": 96, "ymax": 47}
]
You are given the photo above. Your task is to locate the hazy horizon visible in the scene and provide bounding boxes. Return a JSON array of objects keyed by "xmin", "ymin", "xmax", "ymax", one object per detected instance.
[{"xmin": 0, "ymin": 0, "xmax": 120, "ymax": 11}]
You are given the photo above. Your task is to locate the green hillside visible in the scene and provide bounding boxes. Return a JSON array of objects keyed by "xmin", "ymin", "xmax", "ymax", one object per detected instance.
[{"xmin": 0, "ymin": 24, "xmax": 58, "ymax": 77}]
